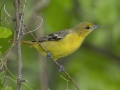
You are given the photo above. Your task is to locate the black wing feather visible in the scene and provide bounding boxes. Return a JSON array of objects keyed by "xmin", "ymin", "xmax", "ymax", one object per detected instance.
[{"xmin": 32, "ymin": 30, "xmax": 69, "ymax": 42}]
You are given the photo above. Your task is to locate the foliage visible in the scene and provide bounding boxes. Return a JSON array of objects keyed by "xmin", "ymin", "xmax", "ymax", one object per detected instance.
[{"xmin": 0, "ymin": 27, "xmax": 12, "ymax": 38}]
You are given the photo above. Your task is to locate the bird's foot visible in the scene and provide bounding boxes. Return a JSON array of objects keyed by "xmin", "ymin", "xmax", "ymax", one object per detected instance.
[
  {"xmin": 46, "ymin": 52, "xmax": 52, "ymax": 59},
  {"xmin": 59, "ymin": 65, "xmax": 65, "ymax": 72}
]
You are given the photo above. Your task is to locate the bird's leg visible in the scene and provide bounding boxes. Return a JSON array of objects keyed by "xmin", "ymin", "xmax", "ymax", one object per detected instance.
[
  {"xmin": 59, "ymin": 65, "xmax": 65, "ymax": 72},
  {"xmin": 46, "ymin": 52, "xmax": 52, "ymax": 59},
  {"xmin": 46, "ymin": 52, "xmax": 65, "ymax": 72}
]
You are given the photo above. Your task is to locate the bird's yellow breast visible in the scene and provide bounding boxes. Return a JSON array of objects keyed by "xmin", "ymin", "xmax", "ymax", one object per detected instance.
[{"xmin": 34, "ymin": 32, "xmax": 85, "ymax": 60}]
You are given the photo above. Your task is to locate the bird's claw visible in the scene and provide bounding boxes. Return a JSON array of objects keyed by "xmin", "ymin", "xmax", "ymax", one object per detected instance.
[
  {"xmin": 59, "ymin": 65, "xmax": 65, "ymax": 72},
  {"xmin": 46, "ymin": 52, "xmax": 52, "ymax": 59}
]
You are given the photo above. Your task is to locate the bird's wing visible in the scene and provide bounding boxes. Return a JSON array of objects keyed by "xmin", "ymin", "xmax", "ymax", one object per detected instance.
[{"xmin": 32, "ymin": 30, "xmax": 69, "ymax": 42}]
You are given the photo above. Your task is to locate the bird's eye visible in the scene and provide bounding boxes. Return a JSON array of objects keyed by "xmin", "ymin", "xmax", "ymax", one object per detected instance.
[{"xmin": 86, "ymin": 26, "xmax": 90, "ymax": 29}]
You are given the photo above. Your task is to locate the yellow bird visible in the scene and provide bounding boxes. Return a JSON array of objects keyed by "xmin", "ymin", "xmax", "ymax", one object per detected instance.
[{"xmin": 22, "ymin": 22, "xmax": 100, "ymax": 60}]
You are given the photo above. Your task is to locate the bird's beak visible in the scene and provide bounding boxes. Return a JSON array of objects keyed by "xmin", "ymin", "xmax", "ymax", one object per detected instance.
[{"xmin": 93, "ymin": 25, "xmax": 100, "ymax": 30}]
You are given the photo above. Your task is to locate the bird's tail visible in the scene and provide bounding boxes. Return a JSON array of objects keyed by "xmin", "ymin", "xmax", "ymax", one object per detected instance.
[{"xmin": 21, "ymin": 41, "xmax": 34, "ymax": 45}]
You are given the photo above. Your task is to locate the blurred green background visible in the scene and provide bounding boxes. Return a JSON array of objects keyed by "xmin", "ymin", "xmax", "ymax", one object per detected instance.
[{"xmin": 0, "ymin": 0, "xmax": 120, "ymax": 90}]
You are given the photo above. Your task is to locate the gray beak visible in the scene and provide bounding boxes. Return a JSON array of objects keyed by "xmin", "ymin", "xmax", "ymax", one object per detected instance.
[{"xmin": 93, "ymin": 25, "xmax": 100, "ymax": 30}]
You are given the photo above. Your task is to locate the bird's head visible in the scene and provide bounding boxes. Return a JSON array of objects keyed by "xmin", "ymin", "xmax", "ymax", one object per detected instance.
[{"xmin": 74, "ymin": 22, "xmax": 100, "ymax": 37}]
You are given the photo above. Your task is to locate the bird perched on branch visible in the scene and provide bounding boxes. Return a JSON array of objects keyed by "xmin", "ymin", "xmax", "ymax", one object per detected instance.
[{"xmin": 19, "ymin": 22, "xmax": 100, "ymax": 60}]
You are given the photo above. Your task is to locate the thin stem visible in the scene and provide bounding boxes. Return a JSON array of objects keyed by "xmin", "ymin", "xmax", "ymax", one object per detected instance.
[
  {"xmin": 22, "ymin": 1, "xmax": 43, "ymax": 35},
  {"xmin": 0, "ymin": 0, "xmax": 8, "ymax": 26}
]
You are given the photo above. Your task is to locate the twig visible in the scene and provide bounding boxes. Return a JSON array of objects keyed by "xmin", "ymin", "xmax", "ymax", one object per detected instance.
[
  {"xmin": 60, "ymin": 75, "xmax": 69, "ymax": 90},
  {"xmin": 4, "ymin": 4, "xmax": 14, "ymax": 19},
  {"xmin": 1, "ymin": 36, "xmax": 21, "ymax": 63},
  {"xmin": 14, "ymin": 0, "xmax": 23, "ymax": 90},
  {"xmin": 0, "ymin": 0, "xmax": 8, "ymax": 26},
  {"xmin": 21, "ymin": 0, "xmax": 43, "ymax": 35},
  {"xmin": 23, "ymin": 24, "xmax": 80, "ymax": 90}
]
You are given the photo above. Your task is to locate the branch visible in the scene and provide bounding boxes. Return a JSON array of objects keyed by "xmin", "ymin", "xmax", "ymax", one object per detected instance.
[{"xmin": 14, "ymin": 0, "xmax": 23, "ymax": 90}]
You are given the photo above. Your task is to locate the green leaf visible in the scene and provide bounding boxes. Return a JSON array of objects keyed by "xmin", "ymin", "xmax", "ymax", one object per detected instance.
[{"xmin": 0, "ymin": 27, "xmax": 12, "ymax": 38}]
